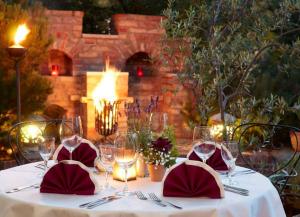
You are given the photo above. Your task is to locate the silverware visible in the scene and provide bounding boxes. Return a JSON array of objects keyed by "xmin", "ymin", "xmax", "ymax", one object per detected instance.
[
  {"xmin": 148, "ymin": 193, "xmax": 182, "ymax": 209},
  {"xmin": 6, "ymin": 183, "xmax": 40, "ymax": 193},
  {"xmin": 34, "ymin": 164, "xmax": 46, "ymax": 170},
  {"xmin": 136, "ymin": 191, "xmax": 166, "ymax": 207},
  {"xmin": 79, "ymin": 195, "xmax": 117, "ymax": 208},
  {"xmin": 232, "ymin": 170, "xmax": 256, "ymax": 176},
  {"xmin": 223, "ymin": 184, "xmax": 249, "ymax": 194},
  {"xmin": 224, "ymin": 186, "xmax": 249, "ymax": 196},
  {"xmin": 86, "ymin": 196, "xmax": 121, "ymax": 209}
]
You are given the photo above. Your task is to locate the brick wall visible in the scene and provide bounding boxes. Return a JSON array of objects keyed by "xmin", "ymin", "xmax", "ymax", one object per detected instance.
[{"xmin": 44, "ymin": 10, "xmax": 192, "ymax": 152}]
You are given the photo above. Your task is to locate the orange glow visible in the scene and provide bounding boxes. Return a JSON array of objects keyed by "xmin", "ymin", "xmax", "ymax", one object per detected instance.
[
  {"xmin": 13, "ymin": 24, "xmax": 30, "ymax": 47},
  {"xmin": 92, "ymin": 58, "xmax": 119, "ymax": 112},
  {"xmin": 113, "ymin": 162, "xmax": 137, "ymax": 181}
]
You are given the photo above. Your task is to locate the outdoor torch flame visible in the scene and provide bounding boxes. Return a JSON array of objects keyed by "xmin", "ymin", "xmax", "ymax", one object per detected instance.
[{"xmin": 12, "ymin": 24, "xmax": 30, "ymax": 48}]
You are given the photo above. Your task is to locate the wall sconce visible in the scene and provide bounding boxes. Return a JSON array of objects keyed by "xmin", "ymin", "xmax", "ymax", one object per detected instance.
[
  {"xmin": 136, "ymin": 66, "xmax": 144, "ymax": 77},
  {"xmin": 51, "ymin": 65, "xmax": 59, "ymax": 76}
]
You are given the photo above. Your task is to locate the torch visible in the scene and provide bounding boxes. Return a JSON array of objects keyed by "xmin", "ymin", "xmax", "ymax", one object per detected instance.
[{"xmin": 7, "ymin": 24, "xmax": 30, "ymax": 123}]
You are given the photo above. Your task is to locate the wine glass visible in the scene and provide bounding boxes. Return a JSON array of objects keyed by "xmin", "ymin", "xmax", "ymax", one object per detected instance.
[
  {"xmin": 98, "ymin": 143, "xmax": 115, "ymax": 190},
  {"xmin": 221, "ymin": 141, "xmax": 239, "ymax": 185},
  {"xmin": 59, "ymin": 116, "xmax": 83, "ymax": 160},
  {"xmin": 114, "ymin": 131, "xmax": 138, "ymax": 196},
  {"xmin": 149, "ymin": 112, "xmax": 168, "ymax": 136},
  {"xmin": 193, "ymin": 126, "xmax": 216, "ymax": 164},
  {"xmin": 38, "ymin": 137, "xmax": 55, "ymax": 175}
]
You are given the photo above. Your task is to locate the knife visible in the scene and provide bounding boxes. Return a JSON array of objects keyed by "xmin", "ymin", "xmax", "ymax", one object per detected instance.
[
  {"xmin": 86, "ymin": 196, "xmax": 121, "ymax": 209},
  {"xmin": 223, "ymin": 184, "xmax": 249, "ymax": 193},
  {"xmin": 79, "ymin": 195, "xmax": 116, "ymax": 208},
  {"xmin": 5, "ymin": 183, "xmax": 40, "ymax": 194}
]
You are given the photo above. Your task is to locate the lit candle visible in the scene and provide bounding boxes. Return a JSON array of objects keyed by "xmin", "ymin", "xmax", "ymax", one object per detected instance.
[{"xmin": 112, "ymin": 162, "xmax": 137, "ymax": 181}]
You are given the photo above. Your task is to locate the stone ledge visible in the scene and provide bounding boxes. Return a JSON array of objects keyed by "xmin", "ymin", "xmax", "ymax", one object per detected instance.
[{"xmin": 82, "ymin": 34, "xmax": 121, "ymax": 39}]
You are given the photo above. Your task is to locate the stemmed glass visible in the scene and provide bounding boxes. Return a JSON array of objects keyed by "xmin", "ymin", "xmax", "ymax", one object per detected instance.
[
  {"xmin": 193, "ymin": 126, "xmax": 216, "ymax": 164},
  {"xmin": 38, "ymin": 137, "xmax": 55, "ymax": 175},
  {"xmin": 98, "ymin": 143, "xmax": 115, "ymax": 190},
  {"xmin": 221, "ymin": 141, "xmax": 239, "ymax": 185},
  {"xmin": 59, "ymin": 116, "xmax": 83, "ymax": 160},
  {"xmin": 149, "ymin": 112, "xmax": 168, "ymax": 136},
  {"xmin": 114, "ymin": 131, "xmax": 138, "ymax": 196}
]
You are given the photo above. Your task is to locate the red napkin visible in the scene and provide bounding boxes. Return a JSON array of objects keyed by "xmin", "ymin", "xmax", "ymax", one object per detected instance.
[
  {"xmin": 40, "ymin": 160, "xmax": 97, "ymax": 195},
  {"xmin": 162, "ymin": 160, "xmax": 224, "ymax": 198},
  {"xmin": 187, "ymin": 144, "xmax": 228, "ymax": 171},
  {"xmin": 53, "ymin": 139, "xmax": 99, "ymax": 167}
]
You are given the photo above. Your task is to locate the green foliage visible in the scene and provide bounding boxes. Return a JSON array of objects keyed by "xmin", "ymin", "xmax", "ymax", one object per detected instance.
[
  {"xmin": 162, "ymin": 0, "xmax": 300, "ymax": 127},
  {"xmin": 0, "ymin": 0, "xmax": 52, "ymax": 135},
  {"xmin": 142, "ymin": 126, "xmax": 178, "ymax": 167}
]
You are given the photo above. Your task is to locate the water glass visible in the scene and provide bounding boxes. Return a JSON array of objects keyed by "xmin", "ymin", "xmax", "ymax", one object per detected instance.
[
  {"xmin": 221, "ymin": 141, "xmax": 239, "ymax": 185},
  {"xmin": 59, "ymin": 116, "xmax": 83, "ymax": 160},
  {"xmin": 38, "ymin": 137, "xmax": 55, "ymax": 175},
  {"xmin": 98, "ymin": 144, "xmax": 115, "ymax": 189},
  {"xmin": 193, "ymin": 126, "xmax": 216, "ymax": 163},
  {"xmin": 114, "ymin": 131, "xmax": 138, "ymax": 196}
]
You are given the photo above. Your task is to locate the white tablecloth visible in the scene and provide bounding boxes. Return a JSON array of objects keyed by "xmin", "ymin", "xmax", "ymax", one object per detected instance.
[{"xmin": 0, "ymin": 161, "xmax": 286, "ymax": 217}]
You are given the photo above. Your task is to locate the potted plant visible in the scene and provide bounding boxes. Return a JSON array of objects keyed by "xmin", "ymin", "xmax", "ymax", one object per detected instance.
[{"xmin": 144, "ymin": 129, "xmax": 177, "ymax": 182}]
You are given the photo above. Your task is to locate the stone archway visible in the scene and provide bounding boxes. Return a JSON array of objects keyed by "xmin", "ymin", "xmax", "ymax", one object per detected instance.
[
  {"xmin": 41, "ymin": 49, "xmax": 73, "ymax": 76},
  {"xmin": 124, "ymin": 51, "xmax": 161, "ymax": 106}
]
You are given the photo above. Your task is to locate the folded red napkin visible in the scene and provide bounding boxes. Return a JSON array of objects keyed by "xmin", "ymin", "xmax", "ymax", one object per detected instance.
[
  {"xmin": 53, "ymin": 138, "xmax": 99, "ymax": 167},
  {"xmin": 187, "ymin": 144, "xmax": 229, "ymax": 171},
  {"xmin": 162, "ymin": 160, "xmax": 224, "ymax": 198},
  {"xmin": 40, "ymin": 160, "xmax": 97, "ymax": 195}
]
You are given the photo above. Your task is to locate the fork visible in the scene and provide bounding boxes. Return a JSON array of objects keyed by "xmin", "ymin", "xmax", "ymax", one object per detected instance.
[
  {"xmin": 135, "ymin": 191, "xmax": 166, "ymax": 207},
  {"xmin": 148, "ymin": 193, "xmax": 182, "ymax": 209}
]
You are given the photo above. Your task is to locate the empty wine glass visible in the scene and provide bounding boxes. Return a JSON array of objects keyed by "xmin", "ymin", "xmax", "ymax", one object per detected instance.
[
  {"xmin": 114, "ymin": 131, "xmax": 138, "ymax": 196},
  {"xmin": 149, "ymin": 112, "xmax": 168, "ymax": 136},
  {"xmin": 38, "ymin": 137, "xmax": 55, "ymax": 175},
  {"xmin": 98, "ymin": 143, "xmax": 115, "ymax": 190},
  {"xmin": 193, "ymin": 126, "xmax": 216, "ymax": 164},
  {"xmin": 59, "ymin": 116, "xmax": 83, "ymax": 160},
  {"xmin": 221, "ymin": 141, "xmax": 239, "ymax": 185}
]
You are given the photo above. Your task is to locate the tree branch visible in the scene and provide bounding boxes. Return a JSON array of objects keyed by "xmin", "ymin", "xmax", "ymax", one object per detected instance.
[{"xmin": 227, "ymin": 43, "xmax": 280, "ymax": 102}]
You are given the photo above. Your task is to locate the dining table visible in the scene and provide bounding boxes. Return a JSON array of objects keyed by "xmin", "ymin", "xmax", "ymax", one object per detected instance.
[{"xmin": 0, "ymin": 160, "xmax": 286, "ymax": 217}]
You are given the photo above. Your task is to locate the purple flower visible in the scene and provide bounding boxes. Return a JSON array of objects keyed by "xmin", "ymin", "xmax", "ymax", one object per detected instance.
[{"xmin": 151, "ymin": 137, "xmax": 172, "ymax": 153}]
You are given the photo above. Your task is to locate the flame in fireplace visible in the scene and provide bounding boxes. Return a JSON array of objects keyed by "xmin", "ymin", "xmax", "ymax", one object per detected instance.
[{"xmin": 92, "ymin": 58, "xmax": 119, "ymax": 112}]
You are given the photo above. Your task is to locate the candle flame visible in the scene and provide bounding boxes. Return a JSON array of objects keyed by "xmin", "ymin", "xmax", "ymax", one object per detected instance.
[{"xmin": 14, "ymin": 24, "xmax": 30, "ymax": 46}]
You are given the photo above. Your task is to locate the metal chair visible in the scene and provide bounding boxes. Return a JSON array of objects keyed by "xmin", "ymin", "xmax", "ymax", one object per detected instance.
[
  {"xmin": 232, "ymin": 123, "xmax": 300, "ymax": 215},
  {"xmin": 8, "ymin": 119, "xmax": 62, "ymax": 165}
]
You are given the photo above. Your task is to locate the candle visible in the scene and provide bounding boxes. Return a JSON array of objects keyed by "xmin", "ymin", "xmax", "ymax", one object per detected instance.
[{"xmin": 112, "ymin": 162, "xmax": 137, "ymax": 181}]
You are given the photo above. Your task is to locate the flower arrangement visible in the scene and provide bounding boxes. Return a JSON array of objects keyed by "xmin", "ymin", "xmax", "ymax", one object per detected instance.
[{"xmin": 124, "ymin": 97, "xmax": 178, "ymax": 168}]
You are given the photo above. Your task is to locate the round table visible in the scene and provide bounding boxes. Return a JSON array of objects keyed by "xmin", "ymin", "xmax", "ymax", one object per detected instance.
[{"xmin": 0, "ymin": 161, "xmax": 286, "ymax": 217}]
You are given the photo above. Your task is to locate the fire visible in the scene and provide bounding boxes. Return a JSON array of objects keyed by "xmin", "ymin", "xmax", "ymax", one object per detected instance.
[
  {"xmin": 14, "ymin": 24, "xmax": 30, "ymax": 46},
  {"xmin": 92, "ymin": 58, "xmax": 119, "ymax": 112}
]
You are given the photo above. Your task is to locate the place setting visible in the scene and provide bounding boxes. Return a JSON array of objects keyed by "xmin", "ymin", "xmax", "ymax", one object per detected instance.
[{"xmin": 4, "ymin": 115, "xmax": 252, "ymax": 209}]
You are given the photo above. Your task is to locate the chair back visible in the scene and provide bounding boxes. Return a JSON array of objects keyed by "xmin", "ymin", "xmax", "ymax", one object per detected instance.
[
  {"xmin": 8, "ymin": 119, "xmax": 62, "ymax": 165},
  {"xmin": 232, "ymin": 123, "xmax": 300, "ymax": 194}
]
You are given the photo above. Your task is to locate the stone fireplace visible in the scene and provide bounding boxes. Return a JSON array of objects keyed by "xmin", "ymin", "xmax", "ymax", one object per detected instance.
[{"xmin": 43, "ymin": 10, "xmax": 192, "ymax": 152}]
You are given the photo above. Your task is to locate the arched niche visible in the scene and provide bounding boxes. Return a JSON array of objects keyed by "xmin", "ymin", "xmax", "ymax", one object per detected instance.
[{"xmin": 40, "ymin": 49, "xmax": 73, "ymax": 76}]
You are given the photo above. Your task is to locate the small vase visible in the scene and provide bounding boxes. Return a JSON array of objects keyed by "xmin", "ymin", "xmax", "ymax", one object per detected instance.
[{"xmin": 147, "ymin": 164, "xmax": 166, "ymax": 182}]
